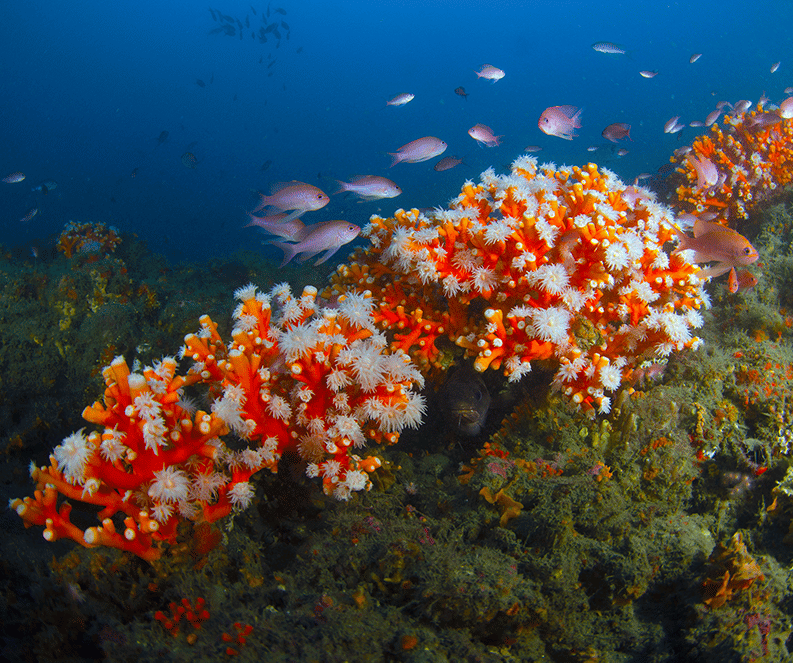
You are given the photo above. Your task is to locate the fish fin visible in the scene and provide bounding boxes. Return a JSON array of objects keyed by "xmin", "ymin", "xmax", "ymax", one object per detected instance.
[
  {"xmin": 315, "ymin": 246, "xmax": 341, "ymax": 265},
  {"xmin": 698, "ymin": 262, "xmax": 733, "ymax": 279},
  {"xmin": 274, "ymin": 209, "xmax": 304, "ymax": 224}
]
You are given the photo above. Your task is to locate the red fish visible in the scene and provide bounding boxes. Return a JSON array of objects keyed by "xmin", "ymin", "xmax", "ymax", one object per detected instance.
[
  {"xmin": 270, "ymin": 220, "xmax": 360, "ymax": 267},
  {"xmin": 389, "ymin": 137, "xmax": 447, "ymax": 167},
  {"xmin": 538, "ymin": 106, "xmax": 582, "ymax": 140},
  {"xmin": 601, "ymin": 122, "xmax": 631, "ymax": 142}
]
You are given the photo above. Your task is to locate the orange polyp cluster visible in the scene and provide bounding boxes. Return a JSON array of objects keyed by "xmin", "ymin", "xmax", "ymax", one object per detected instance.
[
  {"xmin": 154, "ymin": 597, "xmax": 209, "ymax": 637},
  {"xmin": 330, "ymin": 158, "xmax": 706, "ymax": 414},
  {"xmin": 675, "ymin": 106, "xmax": 793, "ymax": 221},
  {"xmin": 57, "ymin": 221, "xmax": 122, "ymax": 259}
]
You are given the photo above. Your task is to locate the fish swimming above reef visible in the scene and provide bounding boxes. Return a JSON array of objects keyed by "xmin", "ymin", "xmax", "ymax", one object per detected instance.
[
  {"xmin": 388, "ymin": 137, "xmax": 447, "ymax": 167},
  {"xmin": 438, "ymin": 368, "xmax": 491, "ymax": 436},
  {"xmin": 670, "ymin": 216, "xmax": 758, "ymax": 281},
  {"xmin": 334, "ymin": 175, "xmax": 401, "ymax": 201},
  {"xmin": 538, "ymin": 106, "xmax": 582, "ymax": 140},
  {"xmin": 253, "ymin": 181, "xmax": 330, "ymax": 223},
  {"xmin": 434, "ymin": 156, "xmax": 464, "ymax": 171},
  {"xmin": 269, "ymin": 220, "xmax": 360, "ymax": 267}
]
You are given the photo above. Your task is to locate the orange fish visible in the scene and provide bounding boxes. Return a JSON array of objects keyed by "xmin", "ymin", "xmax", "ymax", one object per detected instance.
[{"xmin": 672, "ymin": 217, "xmax": 758, "ymax": 279}]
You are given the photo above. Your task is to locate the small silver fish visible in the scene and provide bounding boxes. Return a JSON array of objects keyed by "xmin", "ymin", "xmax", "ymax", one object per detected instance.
[
  {"xmin": 3, "ymin": 172, "xmax": 25, "ymax": 183},
  {"xmin": 386, "ymin": 93, "xmax": 414, "ymax": 107},
  {"xmin": 592, "ymin": 41, "xmax": 627, "ymax": 55}
]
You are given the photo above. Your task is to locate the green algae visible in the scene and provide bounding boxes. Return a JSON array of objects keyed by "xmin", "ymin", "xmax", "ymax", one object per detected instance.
[{"xmin": 6, "ymin": 199, "xmax": 793, "ymax": 662}]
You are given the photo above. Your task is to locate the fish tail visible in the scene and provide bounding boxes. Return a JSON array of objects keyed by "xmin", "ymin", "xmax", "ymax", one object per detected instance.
[
  {"xmin": 388, "ymin": 153, "xmax": 401, "ymax": 168},
  {"xmin": 271, "ymin": 240, "xmax": 298, "ymax": 267},
  {"xmin": 332, "ymin": 180, "xmax": 348, "ymax": 195}
]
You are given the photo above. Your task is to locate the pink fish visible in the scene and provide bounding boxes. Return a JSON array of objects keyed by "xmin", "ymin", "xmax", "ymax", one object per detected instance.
[
  {"xmin": 253, "ymin": 181, "xmax": 330, "ymax": 222},
  {"xmin": 246, "ymin": 212, "xmax": 306, "ymax": 240},
  {"xmin": 3, "ymin": 172, "xmax": 25, "ymax": 183},
  {"xmin": 687, "ymin": 155, "xmax": 719, "ymax": 190},
  {"xmin": 780, "ymin": 97, "xmax": 793, "ymax": 119},
  {"xmin": 270, "ymin": 220, "xmax": 360, "ymax": 267},
  {"xmin": 704, "ymin": 109, "xmax": 722, "ymax": 126},
  {"xmin": 389, "ymin": 136, "xmax": 447, "ymax": 167},
  {"xmin": 538, "ymin": 106, "xmax": 582, "ymax": 140},
  {"xmin": 474, "ymin": 64, "xmax": 504, "ymax": 82},
  {"xmin": 671, "ymin": 217, "xmax": 758, "ymax": 279},
  {"xmin": 601, "ymin": 122, "xmax": 631, "ymax": 142},
  {"xmin": 727, "ymin": 267, "xmax": 757, "ymax": 293},
  {"xmin": 386, "ymin": 93, "xmax": 414, "ymax": 107},
  {"xmin": 468, "ymin": 123, "xmax": 503, "ymax": 147},
  {"xmin": 434, "ymin": 156, "xmax": 464, "ymax": 171},
  {"xmin": 335, "ymin": 175, "xmax": 401, "ymax": 201}
]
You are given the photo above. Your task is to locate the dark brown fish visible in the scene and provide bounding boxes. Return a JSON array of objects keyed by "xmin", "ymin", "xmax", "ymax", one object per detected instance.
[
  {"xmin": 602, "ymin": 122, "xmax": 631, "ymax": 142},
  {"xmin": 438, "ymin": 368, "xmax": 491, "ymax": 436},
  {"xmin": 156, "ymin": 131, "xmax": 169, "ymax": 145},
  {"xmin": 454, "ymin": 86, "xmax": 468, "ymax": 99},
  {"xmin": 434, "ymin": 156, "xmax": 464, "ymax": 171},
  {"xmin": 260, "ymin": 159, "xmax": 272, "ymax": 172},
  {"xmin": 281, "ymin": 20, "xmax": 290, "ymax": 30},
  {"xmin": 181, "ymin": 152, "xmax": 198, "ymax": 169}
]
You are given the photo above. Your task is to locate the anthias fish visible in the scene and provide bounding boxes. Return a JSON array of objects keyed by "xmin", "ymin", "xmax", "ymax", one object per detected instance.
[
  {"xmin": 474, "ymin": 64, "xmax": 504, "ymax": 82},
  {"xmin": 270, "ymin": 220, "xmax": 360, "ymax": 267},
  {"xmin": 601, "ymin": 123, "xmax": 631, "ymax": 142},
  {"xmin": 434, "ymin": 156, "xmax": 463, "ymax": 171},
  {"xmin": 389, "ymin": 137, "xmax": 447, "ymax": 167},
  {"xmin": 468, "ymin": 124, "xmax": 503, "ymax": 147},
  {"xmin": 538, "ymin": 106, "xmax": 582, "ymax": 140},
  {"xmin": 335, "ymin": 176, "xmax": 401, "ymax": 201},
  {"xmin": 386, "ymin": 93, "xmax": 414, "ymax": 107}
]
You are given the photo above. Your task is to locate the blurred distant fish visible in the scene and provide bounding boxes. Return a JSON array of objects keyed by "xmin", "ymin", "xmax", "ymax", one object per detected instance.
[
  {"xmin": 19, "ymin": 208, "xmax": 38, "ymax": 224},
  {"xmin": 3, "ymin": 172, "xmax": 25, "ymax": 183},
  {"xmin": 386, "ymin": 93, "xmax": 414, "ymax": 107},
  {"xmin": 274, "ymin": 7, "xmax": 287, "ymax": 15},
  {"xmin": 281, "ymin": 20, "xmax": 290, "ymax": 30},
  {"xmin": 592, "ymin": 41, "xmax": 626, "ymax": 55},
  {"xmin": 704, "ymin": 108, "xmax": 722, "ymax": 126},
  {"xmin": 454, "ymin": 86, "xmax": 468, "ymax": 99},
  {"xmin": 156, "ymin": 130, "xmax": 169, "ymax": 145},
  {"xmin": 538, "ymin": 106, "xmax": 582, "ymax": 140},
  {"xmin": 335, "ymin": 175, "xmax": 401, "ymax": 201},
  {"xmin": 616, "ymin": 148, "xmax": 629, "ymax": 156},
  {"xmin": 474, "ymin": 64, "xmax": 504, "ymax": 81},
  {"xmin": 602, "ymin": 122, "xmax": 631, "ymax": 142},
  {"xmin": 130, "ymin": 167, "xmax": 139, "ymax": 178},
  {"xmin": 434, "ymin": 156, "xmax": 464, "ymax": 171},
  {"xmin": 260, "ymin": 159, "xmax": 272, "ymax": 172},
  {"xmin": 196, "ymin": 79, "xmax": 206, "ymax": 88},
  {"xmin": 468, "ymin": 123, "xmax": 503, "ymax": 147},
  {"xmin": 31, "ymin": 180, "xmax": 57, "ymax": 194},
  {"xmin": 253, "ymin": 181, "xmax": 330, "ymax": 222},
  {"xmin": 689, "ymin": 53, "xmax": 702, "ymax": 63},
  {"xmin": 389, "ymin": 136, "xmax": 447, "ymax": 167},
  {"xmin": 523, "ymin": 145, "xmax": 542, "ymax": 152},
  {"xmin": 639, "ymin": 70, "xmax": 658, "ymax": 78},
  {"xmin": 181, "ymin": 152, "xmax": 198, "ymax": 168},
  {"xmin": 771, "ymin": 61, "xmax": 781, "ymax": 73},
  {"xmin": 664, "ymin": 116, "xmax": 685, "ymax": 133},
  {"xmin": 270, "ymin": 220, "xmax": 360, "ymax": 267},
  {"xmin": 250, "ymin": 5, "xmax": 257, "ymax": 14}
]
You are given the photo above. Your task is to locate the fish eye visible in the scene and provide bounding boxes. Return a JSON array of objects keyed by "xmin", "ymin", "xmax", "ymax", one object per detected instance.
[{"xmin": 743, "ymin": 247, "xmax": 751, "ymax": 255}]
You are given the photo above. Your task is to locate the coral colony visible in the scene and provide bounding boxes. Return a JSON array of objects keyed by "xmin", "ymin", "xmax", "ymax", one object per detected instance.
[{"xmin": 14, "ymin": 98, "xmax": 793, "ymax": 560}]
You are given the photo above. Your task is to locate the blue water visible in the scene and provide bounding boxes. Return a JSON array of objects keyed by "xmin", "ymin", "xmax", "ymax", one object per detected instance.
[{"xmin": 0, "ymin": 0, "xmax": 787, "ymax": 264}]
